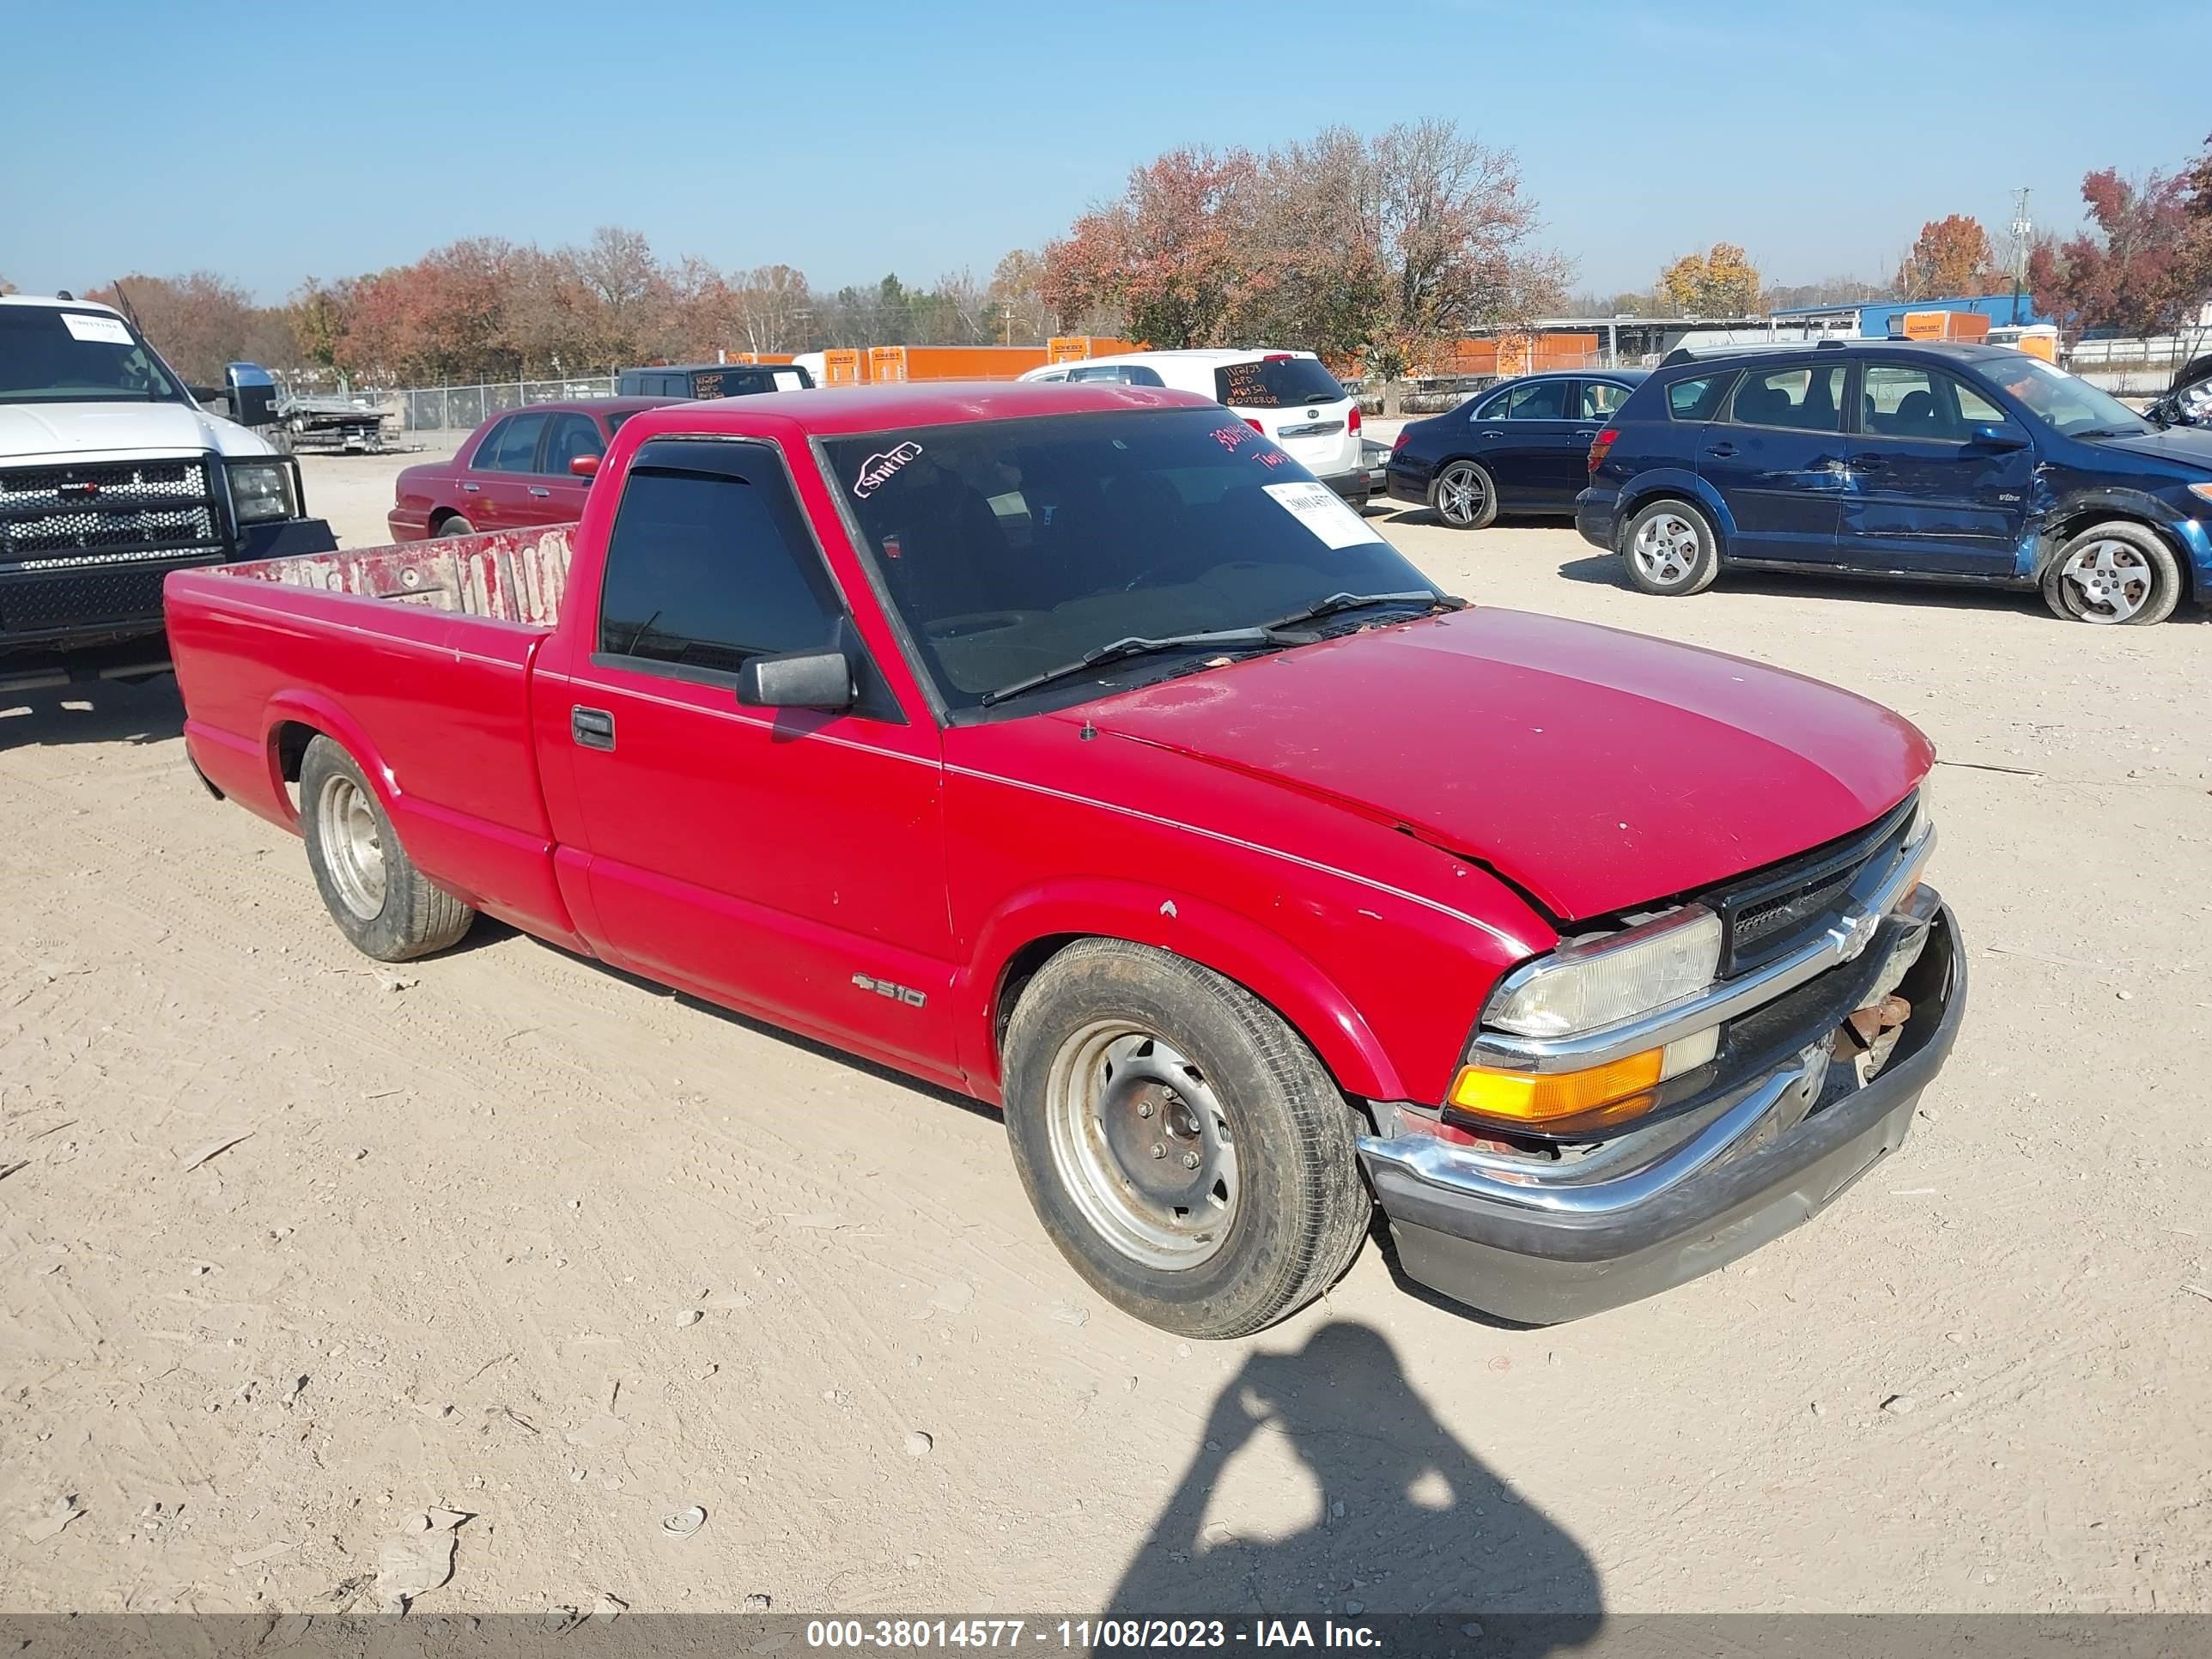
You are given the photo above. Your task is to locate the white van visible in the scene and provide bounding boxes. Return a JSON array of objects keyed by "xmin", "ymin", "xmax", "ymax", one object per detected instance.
[{"xmin": 1021, "ymin": 348, "xmax": 1373, "ymax": 501}]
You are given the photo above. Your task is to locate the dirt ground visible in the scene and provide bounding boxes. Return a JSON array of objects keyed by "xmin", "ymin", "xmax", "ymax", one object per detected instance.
[{"xmin": 3, "ymin": 442, "xmax": 2209, "ymax": 1619}]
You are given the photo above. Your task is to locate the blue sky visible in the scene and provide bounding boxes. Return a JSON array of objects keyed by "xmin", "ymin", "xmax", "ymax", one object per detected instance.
[{"xmin": 2, "ymin": 0, "xmax": 2203, "ymax": 304}]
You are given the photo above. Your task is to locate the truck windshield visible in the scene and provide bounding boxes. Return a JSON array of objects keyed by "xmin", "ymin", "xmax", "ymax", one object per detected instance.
[
  {"xmin": 823, "ymin": 406, "xmax": 1437, "ymax": 713},
  {"xmin": 0, "ymin": 307, "xmax": 187, "ymax": 405}
]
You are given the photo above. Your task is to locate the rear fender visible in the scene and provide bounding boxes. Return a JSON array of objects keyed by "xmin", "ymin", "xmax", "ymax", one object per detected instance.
[
  {"xmin": 1617, "ymin": 469, "xmax": 1737, "ymax": 555},
  {"xmin": 960, "ymin": 878, "xmax": 1405, "ymax": 1104},
  {"xmin": 260, "ymin": 689, "xmax": 399, "ymax": 834}
]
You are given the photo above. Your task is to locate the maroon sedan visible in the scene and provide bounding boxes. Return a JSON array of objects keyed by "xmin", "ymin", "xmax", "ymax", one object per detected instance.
[{"xmin": 387, "ymin": 398, "xmax": 673, "ymax": 541}]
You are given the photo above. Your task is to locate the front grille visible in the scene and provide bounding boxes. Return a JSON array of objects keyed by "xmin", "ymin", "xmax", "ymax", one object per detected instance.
[
  {"xmin": 1705, "ymin": 795, "xmax": 1917, "ymax": 976},
  {"xmin": 0, "ymin": 458, "xmax": 225, "ymax": 568},
  {"xmin": 0, "ymin": 457, "xmax": 227, "ymax": 634}
]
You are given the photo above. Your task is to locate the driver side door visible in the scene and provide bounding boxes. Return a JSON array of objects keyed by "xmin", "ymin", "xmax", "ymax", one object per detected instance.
[{"xmin": 556, "ymin": 438, "xmax": 957, "ymax": 1075}]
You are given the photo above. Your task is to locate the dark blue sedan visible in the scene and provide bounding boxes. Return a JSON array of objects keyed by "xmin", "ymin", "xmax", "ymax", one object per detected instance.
[
  {"xmin": 1577, "ymin": 341, "xmax": 2212, "ymax": 624},
  {"xmin": 1387, "ymin": 369, "xmax": 1649, "ymax": 528}
]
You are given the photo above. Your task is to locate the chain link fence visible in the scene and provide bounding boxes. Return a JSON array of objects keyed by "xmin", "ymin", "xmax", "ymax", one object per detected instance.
[{"xmin": 390, "ymin": 375, "xmax": 619, "ymax": 433}]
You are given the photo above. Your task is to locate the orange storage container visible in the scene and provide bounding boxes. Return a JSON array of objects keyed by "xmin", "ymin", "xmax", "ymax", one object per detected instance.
[
  {"xmin": 821, "ymin": 349, "xmax": 866, "ymax": 386},
  {"xmin": 1047, "ymin": 335, "xmax": 1141, "ymax": 364}
]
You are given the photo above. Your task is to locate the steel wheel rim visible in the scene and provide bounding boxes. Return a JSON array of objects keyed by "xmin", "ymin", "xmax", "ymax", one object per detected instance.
[
  {"xmin": 1632, "ymin": 512, "xmax": 1700, "ymax": 586},
  {"xmin": 1437, "ymin": 463, "xmax": 1486, "ymax": 526},
  {"xmin": 316, "ymin": 773, "xmax": 387, "ymax": 920},
  {"xmin": 1044, "ymin": 1020, "xmax": 1239, "ymax": 1271},
  {"xmin": 2059, "ymin": 539, "xmax": 2150, "ymax": 623}
]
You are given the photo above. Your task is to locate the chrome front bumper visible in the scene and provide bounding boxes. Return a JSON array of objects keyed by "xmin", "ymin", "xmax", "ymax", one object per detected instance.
[{"xmin": 1358, "ymin": 886, "xmax": 1964, "ymax": 1324}]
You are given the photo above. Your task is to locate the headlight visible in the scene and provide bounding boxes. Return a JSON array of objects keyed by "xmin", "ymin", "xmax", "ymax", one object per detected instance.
[
  {"xmin": 2185, "ymin": 481, "xmax": 2212, "ymax": 505},
  {"xmin": 1485, "ymin": 906, "xmax": 1721, "ymax": 1038},
  {"xmin": 1451, "ymin": 907, "xmax": 1722, "ymax": 1127},
  {"xmin": 227, "ymin": 459, "xmax": 298, "ymax": 525}
]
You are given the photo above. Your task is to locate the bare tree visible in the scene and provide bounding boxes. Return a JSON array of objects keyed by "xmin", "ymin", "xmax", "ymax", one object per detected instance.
[{"xmin": 1358, "ymin": 120, "xmax": 1566, "ymax": 411}]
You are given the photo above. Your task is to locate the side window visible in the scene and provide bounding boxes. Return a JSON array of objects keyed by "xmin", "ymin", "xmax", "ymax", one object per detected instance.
[
  {"xmin": 1579, "ymin": 381, "xmax": 1631, "ymax": 420},
  {"xmin": 1504, "ymin": 380, "xmax": 1569, "ymax": 420},
  {"xmin": 1727, "ymin": 366, "xmax": 1844, "ymax": 432},
  {"xmin": 1469, "ymin": 388, "xmax": 1510, "ymax": 422},
  {"xmin": 1863, "ymin": 365, "xmax": 1988, "ymax": 441},
  {"xmin": 543, "ymin": 413, "xmax": 603, "ymax": 473},
  {"xmin": 1952, "ymin": 375, "xmax": 2006, "ymax": 425},
  {"xmin": 597, "ymin": 465, "xmax": 841, "ymax": 675},
  {"xmin": 472, "ymin": 412, "xmax": 548, "ymax": 472},
  {"xmin": 1666, "ymin": 374, "xmax": 1735, "ymax": 421}
]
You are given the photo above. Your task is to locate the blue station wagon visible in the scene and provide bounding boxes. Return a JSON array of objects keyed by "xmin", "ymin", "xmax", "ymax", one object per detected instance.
[{"xmin": 1576, "ymin": 341, "xmax": 2212, "ymax": 624}]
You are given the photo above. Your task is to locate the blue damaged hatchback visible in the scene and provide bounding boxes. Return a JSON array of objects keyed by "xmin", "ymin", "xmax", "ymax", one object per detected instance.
[{"xmin": 1576, "ymin": 339, "xmax": 2212, "ymax": 624}]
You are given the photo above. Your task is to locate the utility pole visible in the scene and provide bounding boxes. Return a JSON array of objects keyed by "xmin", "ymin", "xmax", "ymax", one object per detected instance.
[{"xmin": 2009, "ymin": 187, "xmax": 2033, "ymax": 326}]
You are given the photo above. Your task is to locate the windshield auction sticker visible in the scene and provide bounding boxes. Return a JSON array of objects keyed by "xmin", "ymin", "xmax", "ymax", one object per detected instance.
[
  {"xmin": 1263, "ymin": 481, "xmax": 1386, "ymax": 550},
  {"xmin": 61, "ymin": 313, "xmax": 134, "ymax": 345}
]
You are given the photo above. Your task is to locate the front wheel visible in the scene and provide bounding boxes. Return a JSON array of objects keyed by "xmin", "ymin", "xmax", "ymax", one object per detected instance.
[
  {"xmin": 2041, "ymin": 521, "xmax": 2181, "ymax": 625},
  {"xmin": 1620, "ymin": 499, "xmax": 1721, "ymax": 596},
  {"xmin": 299, "ymin": 735, "xmax": 475, "ymax": 961},
  {"xmin": 1002, "ymin": 939, "xmax": 1370, "ymax": 1339},
  {"xmin": 1431, "ymin": 459, "xmax": 1498, "ymax": 530}
]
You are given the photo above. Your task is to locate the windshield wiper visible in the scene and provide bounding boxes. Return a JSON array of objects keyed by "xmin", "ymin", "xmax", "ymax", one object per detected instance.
[
  {"xmin": 1263, "ymin": 589, "xmax": 1464, "ymax": 632},
  {"xmin": 978, "ymin": 627, "xmax": 1273, "ymax": 708}
]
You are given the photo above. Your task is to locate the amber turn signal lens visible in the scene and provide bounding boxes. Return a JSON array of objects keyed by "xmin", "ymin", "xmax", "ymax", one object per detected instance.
[{"xmin": 1448, "ymin": 1048, "xmax": 1664, "ymax": 1122}]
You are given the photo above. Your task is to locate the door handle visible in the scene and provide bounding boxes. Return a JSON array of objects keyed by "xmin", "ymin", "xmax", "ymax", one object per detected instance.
[
  {"xmin": 1480, "ymin": 429, "xmax": 1505, "ymax": 440},
  {"xmin": 1851, "ymin": 455, "xmax": 1887, "ymax": 472},
  {"xmin": 1574, "ymin": 428, "xmax": 1598, "ymax": 440},
  {"xmin": 528, "ymin": 486, "xmax": 551, "ymax": 497},
  {"xmin": 1707, "ymin": 441, "xmax": 1736, "ymax": 458},
  {"xmin": 571, "ymin": 706, "xmax": 615, "ymax": 750},
  {"xmin": 461, "ymin": 483, "xmax": 481, "ymax": 493}
]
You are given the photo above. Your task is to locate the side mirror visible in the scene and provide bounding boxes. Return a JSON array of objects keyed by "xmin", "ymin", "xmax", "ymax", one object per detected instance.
[
  {"xmin": 569, "ymin": 453, "xmax": 600, "ymax": 478},
  {"xmin": 737, "ymin": 647, "xmax": 854, "ymax": 712},
  {"xmin": 1969, "ymin": 423, "xmax": 2028, "ymax": 451},
  {"xmin": 225, "ymin": 362, "xmax": 279, "ymax": 428}
]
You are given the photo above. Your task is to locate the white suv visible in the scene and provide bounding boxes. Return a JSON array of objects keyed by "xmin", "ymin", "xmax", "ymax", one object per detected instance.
[{"xmin": 1021, "ymin": 349, "xmax": 1372, "ymax": 501}]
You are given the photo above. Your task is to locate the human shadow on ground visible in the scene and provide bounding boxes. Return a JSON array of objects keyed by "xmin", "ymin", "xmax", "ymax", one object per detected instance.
[{"xmin": 1104, "ymin": 1319, "xmax": 1601, "ymax": 1644}]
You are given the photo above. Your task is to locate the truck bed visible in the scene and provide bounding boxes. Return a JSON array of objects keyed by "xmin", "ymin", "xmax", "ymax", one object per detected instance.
[
  {"xmin": 216, "ymin": 524, "xmax": 575, "ymax": 627},
  {"xmin": 164, "ymin": 525, "xmax": 585, "ymax": 951}
]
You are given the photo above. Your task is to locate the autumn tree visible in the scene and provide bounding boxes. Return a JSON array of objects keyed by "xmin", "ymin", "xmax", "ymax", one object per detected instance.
[
  {"xmin": 1358, "ymin": 119, "xmax": 1562, "ymax": 401},
  {"xmin": 1896, "ymin": 215, "xmax": 2004, "ymax": 299},
  {"xmin": 87, "ymin": 271, "xmax": 295, "ymax": 383},
  {"xmin": 984, "ymin": 249, "xmax": 1054, "ymax": 344},
  {"xmin": 0, "ymin": 275, "xmax": 15, "ymax": 296},
  {"xmin": 2028, "ymin": 167, "xmax": 2203, "ymax": 337},
  {"xmin": 1657, "ymin": 243, "xmax": 1760, "ymax": 316},
  {"xmin": 1042, "ymin": 147, "xmax": 1263, "ymax": 348}
]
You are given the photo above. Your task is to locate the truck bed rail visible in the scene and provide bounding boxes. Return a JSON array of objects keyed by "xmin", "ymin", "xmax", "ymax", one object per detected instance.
[{"xmin": 218, "ymin": 525, "xmax": 574, "ymax": 627}]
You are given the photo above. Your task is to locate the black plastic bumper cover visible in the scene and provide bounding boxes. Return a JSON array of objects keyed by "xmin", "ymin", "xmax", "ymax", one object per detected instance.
[{"xmin": 1366, "ymin": 903, "xmax": 1966, "ymax": 1325}]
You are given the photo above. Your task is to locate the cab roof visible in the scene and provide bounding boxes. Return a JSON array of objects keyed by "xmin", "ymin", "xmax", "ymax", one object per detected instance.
[{"xmin": 617, "ymin": 379, "xmax": 1218, "ymax": 441}]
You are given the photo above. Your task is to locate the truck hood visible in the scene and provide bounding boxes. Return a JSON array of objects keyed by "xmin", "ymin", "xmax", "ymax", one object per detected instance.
[
  {"xmin": 1065, "ymin": 606, "xmax": 1932, "ymax": 921},
  {"xmin": 0, "ymin": 400, "xmax": 276, "ymax": 462}
]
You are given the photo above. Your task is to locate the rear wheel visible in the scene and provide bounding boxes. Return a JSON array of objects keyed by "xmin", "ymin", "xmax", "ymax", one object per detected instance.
[
  {"xmin": 299, "ymin": 735, "xmax": 474, "ymax": 961},
  {"xmin": 1620, "ymin": 499, "xmax": 1721, "ymax": 596},
  {"xmin": 1432, "ymin": 459, "xmax": 1498, "ymax": 530},
  {"xmin": 1002, "ymin": 939, "xmax": 1370, "ymax": 1339},
  {"xmin": 435, "ymin": 513, "xmax": 476, "ymax": 538},
  {"xmin": 2041, "ymin": 520, "xmax": 2181, "ymax": 625}
]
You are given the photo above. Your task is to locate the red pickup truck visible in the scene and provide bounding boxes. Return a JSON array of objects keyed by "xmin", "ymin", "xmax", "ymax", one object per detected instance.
[{"xmin": 165, "ymin": 381, "xmax": 1964, "ymax": 1338}]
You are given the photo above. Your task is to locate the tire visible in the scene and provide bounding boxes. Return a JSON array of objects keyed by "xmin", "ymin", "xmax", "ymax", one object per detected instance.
[
  {"xmin": 1001, "ymin": 939, "xmax": 1371, "ymax": 1339},
  {"xmin": 298, "ymin": 735, "xmax": 474, "ymax": 962},
  {"xmin": 2040, "ymin": 520, "xmax": 2182, "ymax": 626},
  {"xmin": 435, "ymin": 513, "xmax": 476, "ymax": 538},
  {"xmin": 1431, "ymin": 459, "xmax": 1498, "ymax": 530},
  {"xmin": 1620, "ymin": 498, "xmax": 1721, "ymax": 596}
]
